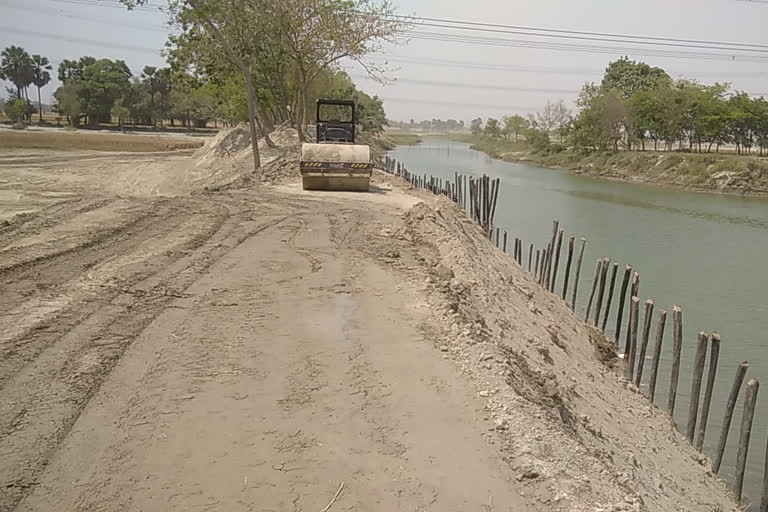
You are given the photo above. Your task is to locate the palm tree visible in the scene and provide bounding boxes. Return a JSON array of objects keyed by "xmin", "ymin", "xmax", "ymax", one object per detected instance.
[
  {"xmin": 31, "ymin": 54, "xmax": 52, "ymax": 123},
  {"xmin": 0, "ymin": 46, "xmax": 34, "ymax": 100}
]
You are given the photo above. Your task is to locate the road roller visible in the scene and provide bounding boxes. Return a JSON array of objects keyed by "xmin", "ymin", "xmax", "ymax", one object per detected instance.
[{"xmin": 300, "ymin": 99, "xmax": 372, "ymax": 191}]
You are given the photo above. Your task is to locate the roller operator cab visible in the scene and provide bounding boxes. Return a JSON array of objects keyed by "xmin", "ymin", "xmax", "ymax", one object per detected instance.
[{"xmin": 299, "ymin": 99, "xmax": 372, "ymax": 191}]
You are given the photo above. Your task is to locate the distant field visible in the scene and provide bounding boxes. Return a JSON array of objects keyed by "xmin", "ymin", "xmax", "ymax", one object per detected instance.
[{"xmin": 0, "ymin": 129, "xmax": 206, "ymax": 152}]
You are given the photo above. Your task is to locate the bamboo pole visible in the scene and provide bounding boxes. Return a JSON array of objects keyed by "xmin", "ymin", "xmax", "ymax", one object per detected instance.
[
  {"xmin": 647, "ymin": 309, "xmax": 667, "ymax": 402},
  {"xmin": 593, "ymin": 258, "xmax": 610, "ymax": 326},
  {"xmin": 601, "ymin": 262, "xmax": 619, "ymax": 332},
  {"xmin": 550, "ymin": 228, "xmax": 564, "ymax": 293},
  {"xmin": 668, "ymin": 306, "xmax": 683, "ymax": 416},
  {"xmin": 528, "ymin": 243, "xmax": 534, "ymax": 273},
  {"xmin": 634, "ymin": 299, "xmax": 655, "ymax": 388},
  {"xmin": 625, "ymin": 272, "xmax": 640, "ymax": 351},
  {"xmin": 585, "ymin": 259, "xmax": 603, "ymax": 322},
  {"xmin": 694, "ymin": 332, "xmax": 721, "ymax": 452},
  {"xmin": 733, "ymin": 378, "xmax": 760, "ymax": 503},
  {"xmin": 760, "ymin": 424, "xmax": 768, "ymax": 512},
  {"xmin": 540, "ymin": 245, "xmax": 550, "ymax": 286},
  {"xmin": 686, "ymin": 331, "xmax": 709, "ymax": 442},
  {"xmin": 570, "ymin": 238, "xmax": 586, "ymax": 312},
  {"xmin": 627, "ymin": 296, "xmax": 640, "ymax": 381},
  {"xmin": 614, "ymin": 265, "xmax": 632, "ymax": 347},
  {"xmin": 562, "ymin": 235, "xmax": 575, "ymax": 300},
  {"xmin": 545, "ymin": 220, "xmax": 559, "ymax": 291},
  {"xmin": 713, "ymin": 362, "xmax": 750, "ymax": 474}
]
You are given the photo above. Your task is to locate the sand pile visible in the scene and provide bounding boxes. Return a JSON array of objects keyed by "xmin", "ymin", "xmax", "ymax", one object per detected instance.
[
  {"xmin": 189, "ymin": 123, "xmax": 303, "ymax": 191},
  {"xmin": 359, "ymin": 190, "xmax": 739, "ymax": 512}
]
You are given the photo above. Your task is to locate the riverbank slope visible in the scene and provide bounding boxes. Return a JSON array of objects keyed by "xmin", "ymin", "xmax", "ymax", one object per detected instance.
[
  {"xmin": 461, "ymin": 134, "xmax": 768, "ymax": 196},
  {"xmin": 0, "ymin": 128, "xmax": 739, "ymax": 511}
]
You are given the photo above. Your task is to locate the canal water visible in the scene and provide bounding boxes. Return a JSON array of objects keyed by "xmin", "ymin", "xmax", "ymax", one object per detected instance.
[{"xmin": 388, "ymin": 138, "xmax": 768, "ymax": 505}]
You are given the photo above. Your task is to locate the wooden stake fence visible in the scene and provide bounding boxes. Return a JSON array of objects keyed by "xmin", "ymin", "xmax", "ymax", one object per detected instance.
[{"xmin": 381, "ymin": 157, "xmax": 768, "ymax": 506}]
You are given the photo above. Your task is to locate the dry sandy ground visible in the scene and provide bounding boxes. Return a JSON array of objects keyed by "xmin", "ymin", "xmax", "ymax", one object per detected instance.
[{"xmin": 0, "ymin": 135, "xmax": 741, "ymax": 512}]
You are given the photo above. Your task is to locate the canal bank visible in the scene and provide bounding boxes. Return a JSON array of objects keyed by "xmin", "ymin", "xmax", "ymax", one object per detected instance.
[
  {"xmin": 388, "ymin": 138, "xmax": 768, "ymax": 507},
  {"xmin": 461, "ymin": 134, "xmax": 768, "ymax": 197}
]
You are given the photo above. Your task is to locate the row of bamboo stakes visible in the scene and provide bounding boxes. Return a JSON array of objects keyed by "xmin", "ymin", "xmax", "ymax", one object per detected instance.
[{"xmin": 381, "ymin": 155, "xmax": 765, "ymax": 510}]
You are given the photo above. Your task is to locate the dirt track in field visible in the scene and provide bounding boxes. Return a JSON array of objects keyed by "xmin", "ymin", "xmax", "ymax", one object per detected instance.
[{"xmin": 0, "ymin": 133, "xmax": 741, "ymax": 512}]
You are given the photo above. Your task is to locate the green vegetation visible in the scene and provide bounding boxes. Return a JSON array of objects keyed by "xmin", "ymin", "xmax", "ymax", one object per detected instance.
[
  {"xmin": 385, "ymin": 133, "xmax": 422, "ymax": 146},
  {"xmin": 2, "ymin": 0, "xmax": 406, "ymax": 168},
  {"xmin": 461, "ymin": 56, "xmax": 768, "ymax": 193}
]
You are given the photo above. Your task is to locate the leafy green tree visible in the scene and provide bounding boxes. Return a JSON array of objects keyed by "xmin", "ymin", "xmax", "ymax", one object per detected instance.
[
  {"xmin": 31, "ymin": 54, "xmax": 52, "ymax": 122},
  {"xmin": 470, "ymin": 117, "xmax": 483, "ymax": 135},
  {"xmin": 526, "ymin": 128, "xmax": 550, "ymax": 152},
  {"xmin": 57, "ymin": 57, "xmax": 95, "ymax": 84},
  {"xmin": 1, "ymin": 46, "xmax": 34, "ymax": 101},
  {"xmin": 111, "ymin": 98, "xmax": 130, "ymax": 130},
  {"xmin": 484, "ymin": 117, "xmax": 501, "ymax": 137},
  {"xmin": 602, "ymin": 57, "xmax": 671, "ymax": 98},
  {"xmin": 503, "ymin": 114, "xmax": 528, "ymax": 141},
  {"xmin": 264, "ymin": 0, "xmax": 407, "ymax": 142},
  {"xmin": 53, "ymin": 81, "xmax": 82, "ymax": 126},
  {"xmin": 78, "ymin": 59, "xmax": 131, "ymax": 125},
  {"xmin": 5, "ymin": 97, "xmax": 30, "ymax": 123}
]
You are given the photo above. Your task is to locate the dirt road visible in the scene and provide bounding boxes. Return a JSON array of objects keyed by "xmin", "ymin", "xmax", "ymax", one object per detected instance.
[
  {"xmin": 0, "ymin": 135, "xmax": 741, "ymax": 511},
  {"xmin": 0, "ymin": 146, "xmax": 534, "ymax": 511}
]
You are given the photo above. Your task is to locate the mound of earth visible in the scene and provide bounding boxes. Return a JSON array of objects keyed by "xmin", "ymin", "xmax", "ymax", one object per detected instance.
[{"xmin": 354, "ymin": 184, "xmax": 740, "ymax": 512}]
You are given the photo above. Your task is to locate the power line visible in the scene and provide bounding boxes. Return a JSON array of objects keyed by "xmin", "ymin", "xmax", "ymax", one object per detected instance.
[
  {"xmin": 353, "ymin": 75, "xmax": 578, "ymax": 95},
  {"xmin": 384, "ymin": 56, "xmax": 768, "ymax": 78},
  {"xmin": 410, "ymin": 31, "xmax": 768, "ymax": 63},
  {"xmin": 388, "ymin": 13, "xmax": 768, "ymax": 51},
  {"xmin": 409, "ymin": 31, "xmax": 768, "ymax": 64},
  {"xmin": 4, "ymin": 3, "xmax": 169, "ymax": 32},
  {"xmin": 409, "ymin": 20, "xmax": 768, "ymax": 55},
  {"xmin": 0, "ymin": 26, "xmax": 164, "ymax": 54}
]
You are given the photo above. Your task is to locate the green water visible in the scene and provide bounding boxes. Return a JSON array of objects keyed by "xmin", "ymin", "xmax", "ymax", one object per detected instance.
[{"xmin": 388, "ymin": 139, "xmax": 768, "ymax": 506}]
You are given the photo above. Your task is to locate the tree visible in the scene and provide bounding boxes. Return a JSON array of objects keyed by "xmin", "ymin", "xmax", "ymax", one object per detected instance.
[
  {"xmin": 484, "ymin": 117, "xmax": 501, "ymax": 137},
  {"xmin": 53, "ymin": 81, "xmax": 82, "ymax": 126},
  {"xmin": 470, "ymin": 117, "xmax": 483, "ymax": 135},
  {"xmin": 111, "ymin": 98, "xmax": 130, "ymax": 130},
  {"xmin": 602, "ymin": 57, "xmax": 671, "ymax": 98},
  {"xmin": 529, "ymin": 99, "xmax": 570, "ymax": 135},
  {"xmin": 265, "ymin": 0, "xmax": 407, "ymax": 142},
  {"xmin": 78, "ymin": 59, "xmax": 131, "ymax": 125},
  {"xmin": 526, "ymin": 128, "xmax": 550, "ymax": 152},
  {"xmin": 1, "ymin": 46, "xmax": 34, "ymax": 100},
  {"xmin": 57, "ymin": 57, "xmax": 95, "ymax": 84},
  {"xmin": 5, "ymin": 98, "xmax": 29, "ymax": 124},
  {"xmin": 503, "ymin": 114, "xmax": 529, "ymax": 141},
  {"xmin": 31, "ymin": 54, "xmax": 52, "ymax": 122}
]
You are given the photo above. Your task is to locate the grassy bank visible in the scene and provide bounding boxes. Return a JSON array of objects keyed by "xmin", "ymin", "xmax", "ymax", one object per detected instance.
[
  {"xmin": 0, "ymin": 129, "xmax": 205, "ymax": 152},
  {"xmin": 456, "ymin": 135, "xmax": 768, "ymax": 195}
]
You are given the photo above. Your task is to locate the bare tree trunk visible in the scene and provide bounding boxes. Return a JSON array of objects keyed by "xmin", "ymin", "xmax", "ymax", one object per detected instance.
[
  {"xmin": 243, "ymin": 71, "xmax": 262, "ymax": 170},
  {"xmin": 37, "ymin": 86, "xmax": 43, "ymax": 123}
]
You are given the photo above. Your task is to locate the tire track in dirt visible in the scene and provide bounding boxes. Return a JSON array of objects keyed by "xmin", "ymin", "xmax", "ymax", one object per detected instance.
[
  {"xmin": 0, "ymin": 202, "xmax": 295, "ymax": 512},
  {"xmin": 0, "ymin": 200, "xmax": 230, "ymax": 388}
]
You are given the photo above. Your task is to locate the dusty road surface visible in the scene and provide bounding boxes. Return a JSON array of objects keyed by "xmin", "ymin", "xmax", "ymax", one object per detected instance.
[{"xmin": 0, "ymin": 130, "xmax": 740, "ymax": 512}]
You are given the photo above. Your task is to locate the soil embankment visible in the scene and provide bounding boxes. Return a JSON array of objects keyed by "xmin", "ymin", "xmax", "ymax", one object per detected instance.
[
  {"xmin": 459, "ymin": 134, "xmax": 768, "ymax": 196},
  {"xmin": 0, "ymin": 126, "xmax": 740, "ymax": 511}
]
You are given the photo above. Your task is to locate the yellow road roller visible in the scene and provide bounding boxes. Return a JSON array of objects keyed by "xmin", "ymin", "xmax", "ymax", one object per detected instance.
[{"xmin": 300, "ymin": 99, "xmax": 372, "ymax": 191}]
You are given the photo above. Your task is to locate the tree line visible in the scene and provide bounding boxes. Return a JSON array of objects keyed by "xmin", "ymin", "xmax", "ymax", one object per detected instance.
[
  {"xmin": 1, "ymin": 45, "xmax": 390, "ymax": 135},
  {"xmin": 475, "ymin": 57, "xmax": 768, "ymax": 157},
  {"xmin": 389, "ymin": 119, "xmax": 466, "ymax": 131},
  {"xmin": 1, "ymin": 0, "xmax": 404, "ymax": 169}
]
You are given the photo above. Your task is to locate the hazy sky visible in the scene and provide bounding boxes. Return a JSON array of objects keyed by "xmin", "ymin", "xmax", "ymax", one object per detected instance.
[{"xmin": 2, "ymin": 0, "xmax": 768, "ymax": 122}]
